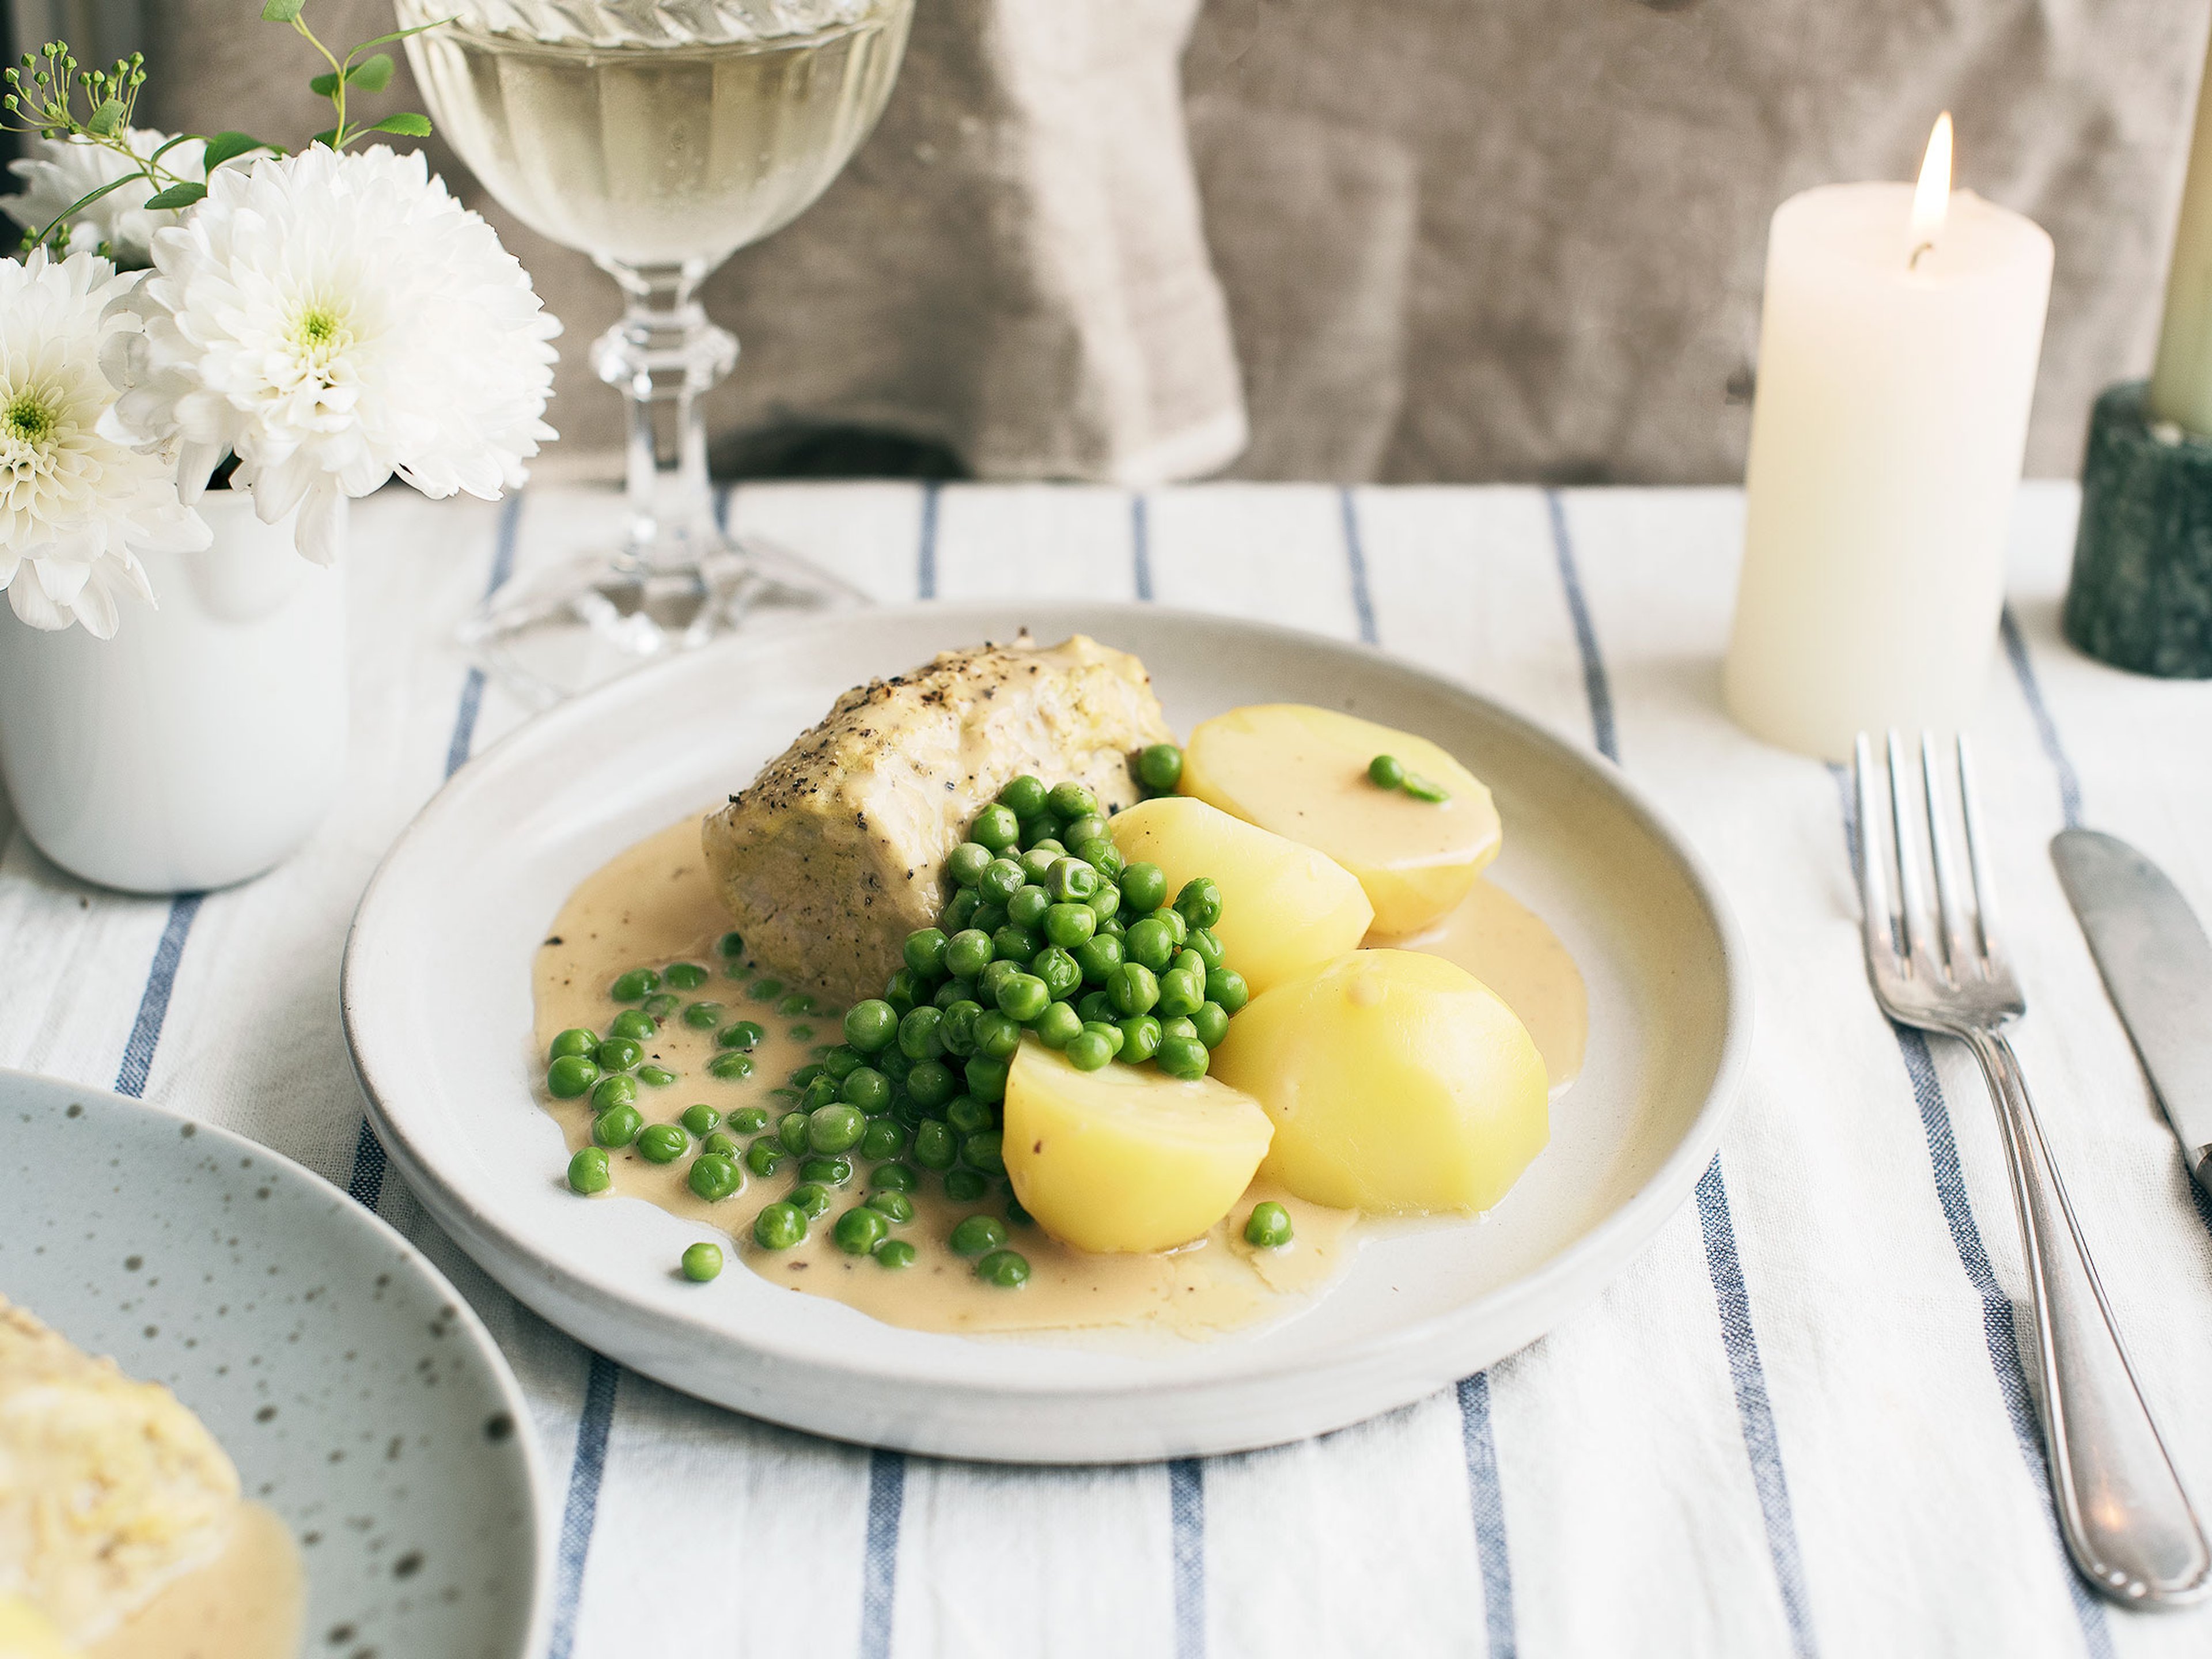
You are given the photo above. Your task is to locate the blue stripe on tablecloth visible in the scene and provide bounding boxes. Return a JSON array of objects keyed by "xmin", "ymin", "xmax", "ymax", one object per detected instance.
[
  {"xmin": 1342, "ymin": 488, "xmax": 1518, "ymax": 1653},
  {"xmin": 858, "ymin": 1448, "xmax": 904, "ymax": 1658},
  {"xmin": 1132, "ymin": 494, "xmax": 1154, "ymax": 601},
  {"xmin": 545, "ymin": 1352, "xmax": 622, "ymax": 1659},
  {"xmin": 1169, "ymin": 1457, "xmax": 1206, "ymax": 1659},
  {"xmin": 113, "ymin": 893, "xmax": 203, "ymax": 1097},
  {"xmin": 1998, "ymin": 608, "xmax": 2084, "ymax": 831},
  {"xmin": 1830, "ymin": 766, "xmax": 2114, "ymax": 1655},
  {"xmin": 1456, "ymin": 1373, "xmax": 1516, "ymax": 1658},
  {"xmin": 1547, "ymin": 490, "xmax": 1817, "ymax": 1657}
]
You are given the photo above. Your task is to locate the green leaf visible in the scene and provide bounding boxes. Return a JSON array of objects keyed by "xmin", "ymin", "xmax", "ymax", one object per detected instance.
[
  {"xmin": 347, "ymin": 53, "xmax": 393, "ymax": 92},
  {"xmin": 86, "ymin": 96, "xmax": 123, "ymax": 135},
  {"xmin": 368, "ymin": 111, "xmax": 431, "ymax": 137},
  {"xmin": 260, "ymin": 0, "xmax": 306, "ymax": 21},
  {"xmin": 308, "ymin": 69, "xmax": 340, "ymax": 97},
  {"xmin": 346, "ymin": 17, "xmax": 455, "ymax": 54},
  {"xmin": 309, "ymin": 126, "xmax": 339, "ymax": 148},
  {"xmin": 201, "ymin": 130, "xmax": 272, "ymax": 169},
  {"xmin": 142, "ymin": 181, "xmax": 207, "ymax": 210}
]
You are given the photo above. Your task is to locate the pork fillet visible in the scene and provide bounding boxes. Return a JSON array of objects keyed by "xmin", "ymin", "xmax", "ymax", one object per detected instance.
[{"xmin": 703, "ymin": 633, "xmax": 1175, "ymax": 1006}]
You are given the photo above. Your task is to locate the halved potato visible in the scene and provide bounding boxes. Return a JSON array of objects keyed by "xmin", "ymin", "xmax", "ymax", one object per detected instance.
[
  {"xmin": 1004, "ymin": 1039, "xmax": 1274, "ymax": 1253},
  {"xmin": 1108, "ymin": 796, "xmax": 1372, "ymax": 994},
  {"xmin": 1210, "ymin": 949, "xmax": 1547, "ymax": 1214},
  {"xmin": 1180, "ymin": 704, "xmax": 1501, "ymax": 935}
]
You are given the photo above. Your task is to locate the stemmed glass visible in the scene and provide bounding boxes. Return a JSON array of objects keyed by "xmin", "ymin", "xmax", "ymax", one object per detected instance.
[{"xmin": 396, "ymin": 0, "xmax": 915, "ymax": 698}]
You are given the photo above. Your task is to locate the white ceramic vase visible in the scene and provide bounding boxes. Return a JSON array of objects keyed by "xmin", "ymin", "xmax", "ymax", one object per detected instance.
[{"xmin": 0, "ymin": 490, "xmax": 349, "ymax": 893}]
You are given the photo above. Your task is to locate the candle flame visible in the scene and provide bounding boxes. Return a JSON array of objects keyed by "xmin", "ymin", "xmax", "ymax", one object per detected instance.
[{"xmin": 1910, "ymin": 112, "xmax": 1954, "ymax": 262}]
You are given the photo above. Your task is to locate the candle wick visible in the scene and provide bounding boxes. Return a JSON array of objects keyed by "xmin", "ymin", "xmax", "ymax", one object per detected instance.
[{"xmin": 1908, "ymin": 240, "xmax": 1936, "ymax": 271}]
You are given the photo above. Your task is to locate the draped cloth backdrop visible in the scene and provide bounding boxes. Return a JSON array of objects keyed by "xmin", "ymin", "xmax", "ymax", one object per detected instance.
[{"xmin": 139, "ymin": 0, "xmax": 2209, "ymax": 485}]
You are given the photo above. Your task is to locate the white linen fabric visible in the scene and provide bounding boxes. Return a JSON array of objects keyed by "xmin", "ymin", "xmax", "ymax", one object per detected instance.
[{"xmin": 1, "ymin": 480, "xmax": 2209, "ymax": 1658}]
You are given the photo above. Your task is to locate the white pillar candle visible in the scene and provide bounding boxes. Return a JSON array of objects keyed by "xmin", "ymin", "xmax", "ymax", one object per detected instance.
[
  {"xmin": 2150, "ymin": 31, "xmax": 2212, "ymax": 434},
  {"xmin": 1723, "ymin": 117, "xmax": 2054, "ymax": 762}
]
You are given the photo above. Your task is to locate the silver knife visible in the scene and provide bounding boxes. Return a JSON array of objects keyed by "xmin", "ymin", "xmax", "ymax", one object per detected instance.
[{"xmin": 2053, "ymin": 828, "xmax": 2212, "ymax": 1202}]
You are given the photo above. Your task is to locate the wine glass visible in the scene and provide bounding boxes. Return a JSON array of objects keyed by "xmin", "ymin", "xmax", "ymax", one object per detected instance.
[{"xmin": 396, "ymin": 0, "xmax": 915, "ymax": 698}]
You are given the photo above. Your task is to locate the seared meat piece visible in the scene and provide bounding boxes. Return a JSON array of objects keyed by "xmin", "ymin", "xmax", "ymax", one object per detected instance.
[{"xmin": 704, "ymin": 633, "xmax": 1175, "ymax": 1006}]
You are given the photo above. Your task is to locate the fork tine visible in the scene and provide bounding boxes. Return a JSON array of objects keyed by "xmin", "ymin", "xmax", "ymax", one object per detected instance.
[
  {"xmin": 1956, "ymin": 734, "xmax": 2005, "ymax": 969},
  {"xmin": 1853, "ymin": 733, "xmax": 1899, "ymax": 967},
  {"xmin": 1920, "ymin": 731, "xmax": 1976, "ymax": 980},
  {"xmin": 1885, "ymin": 729, "xmax": 1937, "ymax": 974}
]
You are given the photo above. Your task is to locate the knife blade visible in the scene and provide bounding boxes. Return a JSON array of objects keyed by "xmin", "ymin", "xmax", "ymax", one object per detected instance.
[{"xmin": 2053, "ymin": 828, "xmax": 2212, "ymax": 1201}]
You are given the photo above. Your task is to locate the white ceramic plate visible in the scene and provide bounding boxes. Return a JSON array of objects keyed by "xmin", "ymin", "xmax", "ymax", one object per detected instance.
[
  {"xmin": 0, "ymin": 1067, "xmax": 548, "ymax": 1656},
  {"xmin": 343, "ymin": 603, "xmax": 1749, "ymax": 1463}
]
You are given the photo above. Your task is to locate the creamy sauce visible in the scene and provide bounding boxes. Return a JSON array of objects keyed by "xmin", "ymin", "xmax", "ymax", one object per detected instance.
[
  {"xmin": 534, "ymin": 812, "xmax": 1587, "ymax": 1336},
  {"xmin": 88, "ymin": 1503, "xmax": 302, "ymax": 1659}
]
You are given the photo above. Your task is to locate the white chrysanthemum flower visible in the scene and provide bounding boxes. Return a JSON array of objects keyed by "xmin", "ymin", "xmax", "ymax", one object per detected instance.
[
  {"xmin": 1, "ymin": 128, "xmax": 207, "ymax": 269},
  {"xmin": 0, "ymin": 248, "xmax": 209, "ymax": 638},
  {"xmin": 107, "ymin": 145, "xmax": 559, "ymax": 565}
]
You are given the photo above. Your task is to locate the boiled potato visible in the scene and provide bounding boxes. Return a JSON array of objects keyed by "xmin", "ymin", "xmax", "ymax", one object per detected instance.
[
  {"xmin": 1181, "ymin": 704, "xmax": 1501, "ymax": 936},
  {"xmin": 1109, "ymin": 796, "xmax": 1372, "ymax": 994},
  {"xmin": 1211, "ymin": 949, "xmax": 1547, "ymax": 1214},
  {"xmin": 1004, "ymin": 1039, "xmax": 1274, "ymax": 1253}
]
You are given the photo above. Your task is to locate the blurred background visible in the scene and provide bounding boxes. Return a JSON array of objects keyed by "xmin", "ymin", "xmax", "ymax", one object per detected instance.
[{"xmin": 7, "ymin": 0, "xmax": 2207, "ymax": 487}]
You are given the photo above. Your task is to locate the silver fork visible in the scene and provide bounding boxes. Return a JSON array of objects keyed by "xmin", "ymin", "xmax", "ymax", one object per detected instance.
[{"xmin": 1854, "ymin": 731, "xmax": 2210, "ymax": 1607}]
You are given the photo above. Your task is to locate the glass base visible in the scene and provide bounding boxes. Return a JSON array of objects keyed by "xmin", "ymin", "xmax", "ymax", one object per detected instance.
[{"xmin": 459, "ymin": 533, "xmax": 867, "ymax": 705}]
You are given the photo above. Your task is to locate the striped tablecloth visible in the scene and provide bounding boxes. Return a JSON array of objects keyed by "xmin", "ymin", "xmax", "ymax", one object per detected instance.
[{"xmin": 4, "ymin": 479, "xmax": 2210, "ymax": 1659}]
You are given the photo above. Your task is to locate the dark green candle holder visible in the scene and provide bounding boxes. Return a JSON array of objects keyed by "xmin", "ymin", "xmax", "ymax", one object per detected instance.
[{"xmin": 2064, "ymin": 380, "xmax": 2212, "ymax": 677}]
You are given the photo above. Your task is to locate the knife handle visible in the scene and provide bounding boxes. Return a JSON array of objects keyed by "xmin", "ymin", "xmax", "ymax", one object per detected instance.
[{"xmin": 1967, "ymin": 1027, "xmax": 2212, "ymax": 1605}]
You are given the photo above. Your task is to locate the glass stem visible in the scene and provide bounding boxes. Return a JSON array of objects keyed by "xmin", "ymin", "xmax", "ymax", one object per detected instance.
[{"xmin": 590, "ymin": 258, "xmax": 739, "ymax": 573}]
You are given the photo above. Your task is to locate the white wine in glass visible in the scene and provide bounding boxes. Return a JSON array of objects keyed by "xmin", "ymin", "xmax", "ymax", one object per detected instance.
[{"xmin": 397, "ymin": 0, "xmax": 915, "ymax": 697}]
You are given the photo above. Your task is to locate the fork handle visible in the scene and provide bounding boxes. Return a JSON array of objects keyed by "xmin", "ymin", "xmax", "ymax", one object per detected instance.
[{"xmin": 1965, "ymin": 1027, "xmax": 2212, "ymax": 1605}]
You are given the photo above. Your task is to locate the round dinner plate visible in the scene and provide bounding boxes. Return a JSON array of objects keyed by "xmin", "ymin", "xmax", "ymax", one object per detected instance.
[
  {"xmin": 0, "ymin": 1067, "xmax": 548, "ymax": 1656},
  {"xmin": 343, "ymin": 603, "xmax": 1749, "ymax": 1463}
]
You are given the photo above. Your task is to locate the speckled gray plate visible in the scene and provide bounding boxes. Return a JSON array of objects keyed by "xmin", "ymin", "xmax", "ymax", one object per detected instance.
[{"xmin": 0, "ymin": 1068, "xmax": 549, "ymax": 1658}]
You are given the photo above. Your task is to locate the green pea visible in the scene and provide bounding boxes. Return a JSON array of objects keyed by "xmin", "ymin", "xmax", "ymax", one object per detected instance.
[
  {"xmin": 832, "ymin": 1206, "xmax": 889, "ymax": 1255},
  {"xmin": 1077, "ymin": 988, "xmax": 1118, "ymax": 1025},
  {"xmin": 1016, "ymin": 847, "xmax": 1056, "ymax": 885},
  {"xmin": 593, "ymin": 1104, "xmax": 643, "ymax": 1148},
  {"xmin": 1042, "ymin": 902, "xmax": 1097, "ymax": 950},
  {"xmin": 1156, "ymin": 1035, "xmax": 1210, "ymax": 1080},
  {"xmin": 970, "ymin": 901, "xmax": 1010, "ymax": 935},
  {"xmin": 903, "ymin": 927, "xmax": 948, "ymax": 980},
  {"xmin": 866, "ymin": 1190, "xmax": 916, "ymax": 1224},
  {"xmin": 972, "ymin": 803, "xmax": 1020, "ymax": 851},
  {"xmin": 945, "ymin": 1169, "xmax": 991, "ymax": 1202},
  {"xmin": 907, "ymin": 1059, "xmax": 957, "ymax": 1110},
  {"xmin": 681, "ymin": 1241, "xmax": 723, "ymax": 1281},
  {"xmin": 1083, "ymin": 1019, "xmax": 1126, "ymax": 1055},
  {"xmin": 1097, "ymin": 910, "xmax": 1126, "ymax": 937},
  {"xmin": 976, "ymin": 1249, "xmax": 1031, "ymax": 1288},
  {"xmin": 1075, "ymin": 934, "xmax": 1124, "ymax": 986},
  {"xmin": 913, "ymin": 1121, "xmax": 958, "ymax": 1171},
  {"xmin": 945, "ymin": 1095, "xmax": 995, "ymax": 1136},
  {"xmin": 1006, "ymin": 884, "xmax": 1051, "ymax": 929},
  {"xmin": 1121, "ymin": 862, "xmax": 1168, "ymax": 913},
  {"xmin": 972, "ymin": 1009, "xmax": 1023, "ymax": 1059},
  {"xmin": 1402, "ymin": 771, "xmax": 1450, "ymax": 802},
  {"xmin": 898, "ymin": 1005, "xmax": 945, "ymax": 1060},
  {"xmin": 1047, "ymin": 781, "xmax": 1097, "ymax": 821},
  {"xmin": 1033, "ymin": 1002, "xmax": 1084, "ymax": 1050},
  {"xmin": 1108, "ymin": 961, "xmax": 1161, "ymax": 1018},
  {"xmin": 638, "ymin": 1065, "xmax": 677, "ymax": 1088},
  {"xmin": 707, "ymin": 1053, "xmax": 755, "ymax": 1081},
  {"xmin": 592, "ymin": 1073, "xmax": 639, "ymax": 1113},
  {"xmin": 844, "ymin": 997, "xmax": 899, "ymax": 1052},
  {"xmin": 768, "ymin": 1088, "xmax": 802, "ymax": 1104},
  {"xmin": 965, "ymin": 1054, "xmax": 1010, "ymax": 1104},
  {"xmin": 979, "ymin": 857, "xmax": 1027, "ymax": 904},
  {"xmin": 883, "ymin": 967, "xmax": 923, "ymax": 1014},
  {"xmin": 1018, "ymin": 820, "xmax": 1060, "ymax": 856},
  {"xmin": 1171, "ymin": 949, "xmax": 1205, "ymax": 983},
  {"xmin": 944, "ymin": 929, "xmax": 995, "ymax": 980},
  {"xmin": 950, "ymin": 1214, "xmax": 1007, "ymax": 1255},
  {"xmin": 753, "ymin": 1203, "xmax": 806, "ymax": 1249},
  {"xmin": 1090, "ymin": 883, "xmax": 1123, "ymax": 923},
  {"xmin": 638, "ymin": 1123, "xmax": 688, "ymax": 1164},
  {"xmin": 988, "ymin": 973, "xmax": 1043, "ymax": 1022},
  {"xmin": 729, "ymin": 1106, "xmax": 770, "ymax": 1134},
  {"xmin": 675, "ymin": 1099, "xmax": 715, "ymax": 1132},
  {"xmin": 719, "ymin": 1020, "xmax": 766, "ymax": 1050},
  {"xmin": 1138, "ymin": 743, "xmax": 1184, "ymax": 792},
  {"xmin": 1119, "ymin": 1014, "xmax": 1162, "ymax": 1063},
  {"xmin": 943, "ymin": 888, "xmax": 982, "ymax": 931},
  {"xmin": 1160, "ymin": 1015, "xmax": 1198, "ymax": 1041},
  {"xmin": 778, "ymin": 1111, "xmax": 812, "ymax": 1154},
  {"xmin": 834, "ymin": 1067, "xmax": 887, "ymax": 1116},
  {"xmin": 778, "ymin": 993, "xmax": 817, "ymax": 1017},
  {"xmin": 1205, "ymin": 967, "xmax": 1249, "ymax": 1013},
  {"xmin": 645, "ymin": 991, "xmax": 681, "ymax": 1019},
  {"xmin": 871, "ymin": 1161, "xmax": 919, "ymax": 1191},
  {"xmin": 962, "ymin": 1130, "xmax": 1006, "ymax": 1175},
  {"xmin": 702, "ymin": 1130, "xmax": 740, "ymax": 1159},
  {"xmin": 682, "ymin": 1001, "xmax": 724, "ymax": 1030},
  {"xmin": 877, "ymin": 1048, "xmax": 914, "ymax": 1086},
  {"xmin": 1073, "ymin": 838, "xmax": 1125, "ymax": 880},
  {"xmin": 549, "ymin": 1028, "xmax": 598, "ymax": 1062},
  {"xmin": 744, "ymin": 1138, "xmax": 787, "ymax": 1177},
  {"xmin": 791, "ymin": 1025, "xmax": 817, "ymax": 1041},
  {"xmin": 1066, "ymin": 1030, "xmax": 1114, "ymax": 1071},
  {"xmin": 663, "ymin": 961, "xmax": 709, "ymax": 990},
  {"xmin": 718, "ymin": 930, "xmax": 747, "ymax": 959},
  {"xmin": 567, "ymin": 1147, "xmax": 611, "ymax": 1194},
  {"xmin": 991, "ymin": 923, "xmax": 1039, "ymax": 965},
  {"xmin": 1191, "ymin": 1001, "xmax": 1231, "ymax": 1048},
  {"xmin": 1041, "ymin": 857, "xmax": 1096, "ymax": 904},
  {"xmin": 997, "ymin": 774, "xmax": 1048, "ymax": 817},
  {"xmin": 940, "ymin": 999, "xmax": 983, "ymax": 1058},
  {"xmin": 801, "ymin": 1156, "xmax": 853, "ymax": 1187},
  {"xmin": 1187, "ymin": 928, "xmax": 1226, "ymax": 971},
  {"xmin": 593, "ymin": 1036, "xmax": 642, "ymax": 1073},
  {"xmin": 1061, "ymin": 813, "xmax": 1109, "ymax": 851},
  {"xmin": 808, "ymin": 1104, "xmax": 866, "ymax": 1154},
  {"xmin": 547, "ymin": 1055, "xmax": 601, "ymax": 1099},
  {"xmin": 1123, "ymin": 918, "xmax": 1174, "ymax": 973},
  {"xmin": 1175, "ymin": 878, "xmax": 1225, "ymax": 930},
  {"xmin": 1368, "ymin": 753, "xmax": 1406, "ymax": 790},
  {"xmin": 1157, "ymin": 968, "xmax": 1205, "ymax": 1018},
  {"xmin": 790, "ymin": 1062, "xmax": 827, "ymax": 1089},
  {"xmin": 611, "ymin": 968, "xmax": 661, "ymax": 1002},
  {"xmin": 1035, "ymin": 946, "xmax": 1084, "ymax": 1001},
  {"xmin": 687, "ymin": 1153, "xmax": 742, "ymax": 1202},
  {"xmin": 1244, "ymin": 1201, "xmax": 1294, "ymax": 1248},
  {"xmin": 875, "ymin": 1239, "xmax": 918, "ymax": 1268},
  {"xmin": 976, "ymin": 959, "xmax": 1021, "ymax": 1009},
  {"xmin": 789, "ymin": 1181, "xmax": 833, "ymax": 1218},
  {"xmin": 946, "ymin": 841, "xmax": 995, "ymax": 887}
]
